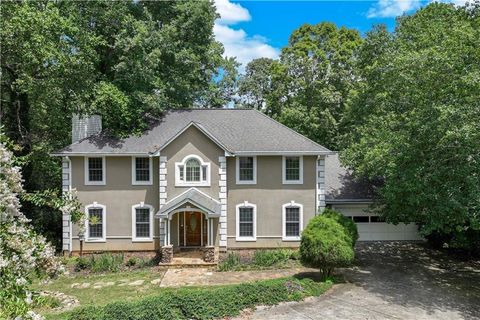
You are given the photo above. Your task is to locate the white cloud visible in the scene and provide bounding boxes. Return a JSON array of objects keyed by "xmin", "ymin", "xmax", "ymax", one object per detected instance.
[
  {"xmin": 367, "ymin": 0, "xmax": 422, "ymax": 18},
  {"xmin": 213, "ymin": 0, "xmax": 279, "ymax": 71},
  {"xmin": 215, "ymin": 0, "xmax": 251, "ymax": 25}
]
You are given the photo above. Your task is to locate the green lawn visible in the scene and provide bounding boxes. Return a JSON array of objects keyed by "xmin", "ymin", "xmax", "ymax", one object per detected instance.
[{"xmin": 33, "ymin": 268, "xmax": 166, "ymax": 319}]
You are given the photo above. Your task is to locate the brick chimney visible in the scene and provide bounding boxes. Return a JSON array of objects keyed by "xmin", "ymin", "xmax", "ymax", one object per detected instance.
[{"xmin": 71, "ymin": 114, "xmax": 102, "ymax": 143}]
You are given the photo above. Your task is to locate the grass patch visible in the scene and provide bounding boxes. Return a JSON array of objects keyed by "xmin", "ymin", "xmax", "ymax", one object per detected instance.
[
  {"xmin": 33, "ymin": 268, "xmax": 166, "ymax": 318},
  {"xmin": 62, "ymin": 276, "xmax": 332, "ymax": 320},
  {"xmin": 218, "ymin": 249, "xmax": 301, "ymax": 271}
]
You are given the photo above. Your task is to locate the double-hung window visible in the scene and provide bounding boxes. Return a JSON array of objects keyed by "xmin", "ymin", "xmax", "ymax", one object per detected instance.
[
  {"xmin": 85, "ymin": 157, "xmax": 105, "ymax": 185},
  {"xmin": 236, "ymin": 156, "xmax": 257, "ymax": 184},
  {"xmin": 282, "ymin": 156, "xmax": 303, "ymax": 184},
  {"xmin": 175, "ymin": 155, "xmax": 210, "ymax": 186},
  {"xmin": 85, "ymin": 203, "xmax": 106, "ymax": 242},
  {"xmin": 132, "ymin": 203, "xmax": 153, "ymax": 241},
  {"xmin": 132, "ymin": 157, "xmax": 152, "ymax": 185},
  {"xmin": 282, "ymin": 202, "xmax": 303, "ymax": 241},
  {"xmin": 236, "ymin": 202, "xmax": 256, "ymax": 241}
]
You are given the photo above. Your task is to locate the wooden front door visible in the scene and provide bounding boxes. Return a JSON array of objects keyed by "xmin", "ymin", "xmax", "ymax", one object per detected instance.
[{"xmin": 185, "ymin": 212, "xmax": 202, "ymax": 246}]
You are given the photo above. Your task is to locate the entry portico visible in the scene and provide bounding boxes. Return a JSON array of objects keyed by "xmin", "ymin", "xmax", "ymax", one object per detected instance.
[{"xmin": 156, "ymin": 188, "xmax": 221, "ymax": 251}]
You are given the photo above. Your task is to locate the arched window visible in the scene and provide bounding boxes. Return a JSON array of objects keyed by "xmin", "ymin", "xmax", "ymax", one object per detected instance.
[
  {"xmin": 85, "ymin": 202, "xmax": 106, "ymax": 242},
  {"xmin": 175, "ymin": 155, "xmax": 210, "ymax": 186},
  {"xmin": 131, "ymin": 203, "xmax": 154, "ymax": 242},
  {"xmin": 185, "ymin": 158, "xmax": 201, "ymax": 182},
  {"xmin": 282, "ymin": 201, "xmax": 303, "ymax": 241}
]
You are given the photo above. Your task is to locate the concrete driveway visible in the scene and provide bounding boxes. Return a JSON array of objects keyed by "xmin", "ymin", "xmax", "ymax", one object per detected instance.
[{"xmin": 247, "ymin": 242, "xmax": 480, "ymax": 320}]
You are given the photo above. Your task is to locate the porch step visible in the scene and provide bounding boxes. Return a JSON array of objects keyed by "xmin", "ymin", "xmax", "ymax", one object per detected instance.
[{"xmin": 159, "ymin": 257, "xmax": 217, "ymax": 269}]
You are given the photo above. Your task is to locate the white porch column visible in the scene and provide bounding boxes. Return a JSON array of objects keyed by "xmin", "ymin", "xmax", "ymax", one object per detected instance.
[{"xmin": 167, "ymin": 218, "xmax": 171, "ymax": 245}]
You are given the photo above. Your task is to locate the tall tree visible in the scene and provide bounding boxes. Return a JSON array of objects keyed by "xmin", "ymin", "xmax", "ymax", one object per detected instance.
[
  {"xmin": 0, "ymin": 0, "xmax": 226, "ymax": 247},
  {"xmin": 238, "ymin": 23, "xmax": 362, "ymax": 150},
  {"xmin": 343, "ymin": 3, "xmax": 480, "ymax": 251}
]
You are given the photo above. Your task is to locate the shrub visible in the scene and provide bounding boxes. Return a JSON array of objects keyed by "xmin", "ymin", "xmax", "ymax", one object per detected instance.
[
  {"xmin": 90, "ymin": 253, "xmax": 124, "ymax": 273},
  {"xmin": 300, "ymin": 215, "xmax": 354, "ymax": 279},
  {"xmin": 322, "ymin": 208, "xmax": 359, "ymax": 247},
  {"xmin": 74, "ymin": 256, "xmax": 90, "ymax": 272},
  {"xmin": 126, "ymin": 257, "xmax": 138, "ymax": 267},
  {"xmin": 218, "ymin": 252, "xmax": 241, "ymax": 271},
  {"xmin": 65, "ymin": 277, "xmax": 333, "ymax": 320},
  {"xmin": 252, "ymin": 249, "xmax": 291, "ymax": 267}
]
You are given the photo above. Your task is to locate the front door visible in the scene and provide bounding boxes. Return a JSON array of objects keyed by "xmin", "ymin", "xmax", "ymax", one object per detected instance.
[{"xmin": 185, "ymin": 211, "xmax": 202, "ymax": 246}]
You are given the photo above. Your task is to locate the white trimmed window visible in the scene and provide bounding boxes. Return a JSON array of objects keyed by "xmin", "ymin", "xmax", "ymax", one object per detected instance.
[
  {"xmin": 236, "ymin": 156, "xmax": 257, "ymax": 184},
  {"xmin": 282, "ymin": 201, "xmax": 303, "ymax": 241},
  {"xmin": 175, "ymin": 155, "xmax": 210, "ymax": 186},
  {"xmin": 282, "ymin": 156, "xmax": 303, "ymax": 184},
  {"xmin": 85, "ymin": 203, "xmax": 106, "ymax": 242},
  {"xmin": 84, "ymin": 157, "xmax": 106, "ymax": 185},
  {"xmin": 132, "ymin": 157, "xmax": 153, "ymax": 185},
  {"xmin": 131, "ymin": 203, "xmax": 154, "ymax": 242},
  {"xmin": 236, "ymin": 201, "xmax": 257, "ymax": 241}
]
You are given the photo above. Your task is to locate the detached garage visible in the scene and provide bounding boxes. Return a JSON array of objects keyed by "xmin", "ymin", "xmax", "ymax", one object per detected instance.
[{"xmin": 325, "ymin": 154, "xmax": 422, "ymax": 241}]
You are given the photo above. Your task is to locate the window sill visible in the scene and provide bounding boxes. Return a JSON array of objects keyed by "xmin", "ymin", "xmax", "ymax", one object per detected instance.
[
  {"xmin": 175, "ymin": 182, "xmax": 210, "ymax": 187},
  {"xmin": 85, "ymin": 239, "xmax": 106, "ymax": 243},
  {"xmin": 282, "ymin": 180, "xmax": 303, "ymax": 185},
  {"xmin": 236, "ymin": 180, "xmax": 257, "ymax": 185},
  {"xmin": 132, "ymin": 181, "xmax": 153, "ymax": 186},
  {"xmin": 85, "ymin": 181, "xmax": 106, "ymax": 186},
  {"xmin": 282, "ymin": 237, "xmax": 301, "ymax": 241},
  {"xmin": 132, "ymin": 238, "xmax": 153, "ymax": 242},
  {"xmin": 235, "ymin": 237, "xmax": 257, "ymax": 242}
]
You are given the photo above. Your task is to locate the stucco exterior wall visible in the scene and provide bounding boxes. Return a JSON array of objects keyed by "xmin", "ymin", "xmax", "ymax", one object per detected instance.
[
  {"xmin": 161, "ymin": 126, "xmax": 224, "ymax": 199},
  {"xmin": 70, "ymin": 156, "xmax": 160, "ymax": 251},
  {"xmin": 226, "ymin": 156, "xmax": 317, "ymax": 248}
]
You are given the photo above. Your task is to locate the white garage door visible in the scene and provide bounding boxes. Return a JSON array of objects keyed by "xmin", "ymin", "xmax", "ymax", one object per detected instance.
[{"xmin": 331, "ymin": 204, "xmax": 422, "ymax": 241}]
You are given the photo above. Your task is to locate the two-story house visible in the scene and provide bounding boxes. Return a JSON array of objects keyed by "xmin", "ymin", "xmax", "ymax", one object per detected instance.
[{"xmin": 53, "ymin": 109, "xmax": 420, "ymax": 262}]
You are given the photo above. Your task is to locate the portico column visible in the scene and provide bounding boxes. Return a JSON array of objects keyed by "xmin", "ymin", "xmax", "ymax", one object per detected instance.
[{"xmin": 167, "ymin": 218, "xmax": 171, "ymax": 245}]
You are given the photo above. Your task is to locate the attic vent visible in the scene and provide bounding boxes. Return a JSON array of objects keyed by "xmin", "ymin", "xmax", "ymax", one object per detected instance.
[{"xmin": 72, "ymin": 114, "xmax": 102, "ymax": 143}]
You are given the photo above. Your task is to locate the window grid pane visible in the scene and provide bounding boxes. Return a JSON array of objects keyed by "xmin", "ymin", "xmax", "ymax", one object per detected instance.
[
  {"xmin": 285, "ymin": 157, "xmax": 300, "ymax": 180},
  {"xmin": 88, "ymin": 158, "xmax": 103, "ymax": 181},
  {"xmin": 88, "ymin": 208, "xmax": 103, "ymax": 238},
  {"xmin": 239, "ymin": 207, "xmax": 253, "ymax": 237},
  {"xmin": 239, "ymin": 157, "xmax": 253, "ymax": 181},
  {"xmin": 135, "ymin": 158, "xmax": 150, "ymax": 181},
  {"xmin": 285, "ymin": 207, "xmax": 300, "ymax": 237},
  {"xmin": 186, "ymin": 159, "xmax": 201, "ymax": 182},
  {"xmin": 136, "ymin": 208, "xmax": 150, "ymax": 238}
]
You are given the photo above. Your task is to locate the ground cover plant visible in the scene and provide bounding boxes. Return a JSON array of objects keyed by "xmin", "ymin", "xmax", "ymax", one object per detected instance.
[
  {"xmin": 61, "ymin": 276, "xmax": 333, "ymax": 320},
  {"xmin": 218, "ymin": 249, "xmax": 301, "ymax": 271}
]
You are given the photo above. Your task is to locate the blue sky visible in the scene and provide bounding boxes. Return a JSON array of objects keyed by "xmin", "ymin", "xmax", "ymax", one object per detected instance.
[{"xmin": 213, "ymin": 0, "xmax": 464, "ymax": 70}]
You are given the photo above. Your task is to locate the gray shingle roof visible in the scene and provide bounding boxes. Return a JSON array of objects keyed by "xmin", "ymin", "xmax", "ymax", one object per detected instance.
[
  {"xmin": 157, "ymin": 188, "xmax": 221, "ymax": 218},
  {"xmin": 53, "ymin": 109, "xmax": 331, "ymax": 155},
  {"xmin": 325, "ymin": 153, "xmax": 379, "ymax": 203}
]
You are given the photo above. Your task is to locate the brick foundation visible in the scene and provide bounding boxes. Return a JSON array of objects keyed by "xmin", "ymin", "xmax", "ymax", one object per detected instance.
[
  {"xmin": 160, "ymin": 245, "xmax": 173, "ymax": 264},
  {"xmin": 202, "ymin": 246, "xmax": 216, "ymax": 263}
]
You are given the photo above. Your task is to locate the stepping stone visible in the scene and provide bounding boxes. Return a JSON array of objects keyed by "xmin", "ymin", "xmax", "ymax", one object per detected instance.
[
  {"xmin": 79, "ymin": 283, "xmax": 90, "ymax": 289},
  {"xmin": 71, "ymin": 283, "xmax": 80, "ymax": 288},
  {"xmin": 128, "ymin": 280, "xmax": 145, "ymax": 286},
  {"xmin": 93, "ymin": 285, "xmax": 102, "ymax": 289},
  {"xmin": 150, "ymin": 278, "xmax": 162, "ymax": 285},
  {"xmin": 104, "ymin": 282, "xmax": 115, "ymax": 286}
]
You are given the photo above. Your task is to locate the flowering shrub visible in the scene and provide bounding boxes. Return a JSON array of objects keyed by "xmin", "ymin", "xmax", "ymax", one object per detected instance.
[{"xmin": 0, "ymin": 143, "xmax": 64, "ymax": 319}]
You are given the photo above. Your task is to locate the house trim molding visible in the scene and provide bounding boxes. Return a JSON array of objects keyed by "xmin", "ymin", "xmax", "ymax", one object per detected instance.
[{"xmin": 131, "ymin": 202, "xmax": 154, "ymax": 242}]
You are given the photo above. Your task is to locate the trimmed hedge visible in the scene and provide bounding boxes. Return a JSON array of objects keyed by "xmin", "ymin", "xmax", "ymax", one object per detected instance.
[
  {"xmin": 300, "ymin": 215, "xmax": 355, "ymax": 279},
  {"xmin": 65, "ymin": 277, "xmax": 332, "ymax": 320},
  {"xmin": 322, "ymin": 208, "xmax": 359, "ymax": 247}
]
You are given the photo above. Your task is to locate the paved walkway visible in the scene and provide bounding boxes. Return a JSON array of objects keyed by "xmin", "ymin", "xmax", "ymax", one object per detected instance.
[
  {"xmin": 159, "ymin": 267, "xmax": 310, "ymax": 287},
  {"xmin": 242, "ymin": 242, "xmax": 480, "ymax": 320}
]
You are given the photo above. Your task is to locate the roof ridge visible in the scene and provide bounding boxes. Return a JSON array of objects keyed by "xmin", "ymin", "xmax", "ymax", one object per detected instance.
[{"xmin": 251, "ymin": 109, "xmax": 332, "ymax": 152}]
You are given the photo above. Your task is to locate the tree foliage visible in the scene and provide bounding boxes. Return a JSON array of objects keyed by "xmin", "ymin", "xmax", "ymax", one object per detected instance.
[
  {"xmin": 238, "ymin": 23, "xmax": 362, "ymax": 150},
  {"xmin": 0, "ymin": 1, "xmax": 227, "ymax": 247},
  {"xmin": 300, "ymin": 215, "xmax": 354, "ymax": 279},
  {"xmin": 342, "ymin": 3, "xmax": 480, "ymax": 250},
  {"xmin": 0, "ymin": 143, "xmax": 64, "ymax": 319}
]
